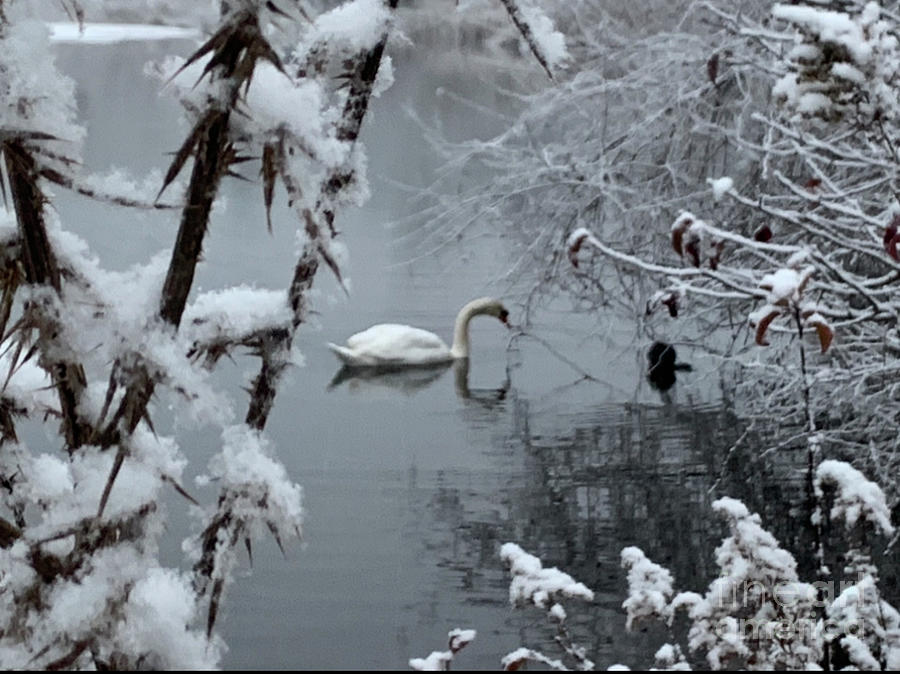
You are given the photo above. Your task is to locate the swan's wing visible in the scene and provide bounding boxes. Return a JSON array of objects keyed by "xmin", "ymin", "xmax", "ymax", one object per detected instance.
[{"xmin": 340, "ymin": 324, "xmax": 451, "ymax": 365}]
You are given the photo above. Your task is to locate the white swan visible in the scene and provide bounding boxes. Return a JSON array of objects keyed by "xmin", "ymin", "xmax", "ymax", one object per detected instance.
[{"xmin": 326, "ymin": 297, "xmax": 509, "ymax": 367}]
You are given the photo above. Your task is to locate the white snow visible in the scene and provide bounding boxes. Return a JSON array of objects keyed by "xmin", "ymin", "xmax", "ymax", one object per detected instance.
[
  {"xmin": 243, "ymin": 63, "xmax": 348, "ymax": 168},
  {"xmin": 448, "ymin": 628, "xmax": 476, "ymax": 650},
  {"xmin": 311, "ymin": 0, "xmax": 392, "ymax": 53},
  {"xmin": 773, "ymin": 5, "xmax": 868, "ymax": 63},
  {"xmin": 117, "ymin": 568, "xmax": 217, "ymax": 669},
  {"xmin": 47, "ymin": 22, "xmax": 201, "ymax": 44},
  {"xmin": 500, "ymin": 542, "xmax": 594, "ymax": 609},
  {"xmin": 815, "ymin": 460, "xmax": 895, "ymax": 535},
  {"xmin": 1, "ymin": 14, "xmax": 84, "ymax": 147},
  {"xmin": 209, "ymin": 425, "xmax": 304, "ymax": 530},
  {"xmin": 409, "ymin": 651, "xmax": 452, "ymax": 671},
  {"xmin": 518, "ymin": 3, "xmax": 570, "ymax": 70},
  {"xmin": 567, "ymin": 226, "xmax": 601, "ymax": 250},
  {"xmin": 183, "ymin": 285, "xmax": 293, "ymax": 345},
  {"xmin": 621, "ymin": 546, "xmax": 674, "ymax": 629},
  {"xmin": 758, "ymin": 267, "xmax": 813, "ymax": 305},
  {"xmin": 708, "ymin": 176, "xmax": 734, "ymax": 201}
]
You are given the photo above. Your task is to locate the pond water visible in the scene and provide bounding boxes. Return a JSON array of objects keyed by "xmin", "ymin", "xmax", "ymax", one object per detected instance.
[{"xmin": 49, "ymin": 30, "xmax": 818, "ymax": 671}]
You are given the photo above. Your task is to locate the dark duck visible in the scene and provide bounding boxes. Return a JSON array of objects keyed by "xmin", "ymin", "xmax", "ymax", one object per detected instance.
[{"xmin": 647, "ymin": 341, "xmax": 692, "ymax": 392}]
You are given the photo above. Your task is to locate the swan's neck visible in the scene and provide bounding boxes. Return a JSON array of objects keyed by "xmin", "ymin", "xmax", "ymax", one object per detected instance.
[{"xmin": 449, "ymin": 299, "xmax": 490, "ymax": 359}]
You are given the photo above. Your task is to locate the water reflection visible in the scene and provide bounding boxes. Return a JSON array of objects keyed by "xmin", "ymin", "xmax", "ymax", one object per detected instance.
[
  {"xmin": 327, "ymin": 360, "xmax": 453, "ymax": 393},
  {"xmin": 327, "ymin": 358, "xmax": 510, "ymax": 405},
  {"xmin": 402, "ymin": 387, "xmax": 818, "ymax": 667},
  {"xmin": 453, "ymin": 359, "xmax": 508, "ymax": 404}
]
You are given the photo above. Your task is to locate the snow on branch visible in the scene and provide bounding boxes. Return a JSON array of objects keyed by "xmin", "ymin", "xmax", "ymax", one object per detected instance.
[
  {"xmin": 501, "ymin": 542, "xmax": 594, "ymax": 608},
  {"xmin": 772, "ymin": 2, "xmax": 900, "ymax": 121},
  {"xmin": 815, "ymin": 459, "xmax": 895, "ymax": 535},
  {"xmin": 496, "ymin": 0, "xmax": 569, "ymax": 79},
  {"xmin": 620, "ymin": 546, "xmax": 675, "ymax": 630},
  {"xmin": 499, "ymin": 542, "xmax": 594, "ymax": 670},
  {"xmin": 409, "ymin": 628, "xmax": 476, "ymax": 671}
]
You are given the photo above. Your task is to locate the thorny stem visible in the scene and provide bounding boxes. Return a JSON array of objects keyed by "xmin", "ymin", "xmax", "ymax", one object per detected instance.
[
  {"xmin": 243, "ymin": 0, "xmax": 398, "ymax": 429},
  {"xmin": 3, "ymin": 141, "xmax": 89, "ymax": 451},
  {"xmin": 159, "ymin": 112, "xmax": 231, "ymax": 328}
]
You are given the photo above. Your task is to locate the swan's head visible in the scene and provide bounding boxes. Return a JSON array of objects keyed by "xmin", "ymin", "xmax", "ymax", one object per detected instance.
[
  {"xmin": 483, "ymin": 299, "xmax": 510, "ymax": 326},
  {"xmin": 492, "ymin": 303, "xmax": 509, "ymax": 326},
  {"xmin": 464, "ymin": 297, "xmax": 510, "ymax": 327}
]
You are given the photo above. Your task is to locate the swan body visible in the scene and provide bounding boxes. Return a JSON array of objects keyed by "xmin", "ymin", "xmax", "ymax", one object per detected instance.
[{"xmin": 327, "ymin": 297, "xmax": 509, "ymax": 368}]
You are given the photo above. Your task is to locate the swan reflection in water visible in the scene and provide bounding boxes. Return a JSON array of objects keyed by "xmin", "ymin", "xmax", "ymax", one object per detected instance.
[{"xmin": 328, "ymin": 358, "xmax": 508, "ymax": 403}]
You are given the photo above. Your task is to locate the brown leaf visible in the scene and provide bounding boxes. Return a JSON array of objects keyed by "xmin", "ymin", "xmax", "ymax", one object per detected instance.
[
  {"xmin": 707, "ymin": 53, "xmax": 719, "ymax": 85},
  {"xmin": 886, "ymin": 214, "xmax": 900, "ymax": 246},
  {"xmin": 663, "ymin": 294, "xmax": 679, "ymax": 318},
  {"xmin": 685, "ymin": 240, "xmax": 701, "ymax": 267},
  {"xmin": 708, "ymin": 239, "xmax": 724, "ymax": 270},
  {"xmin": 804, "ymin": 178, "xmax": 822, "ymax": 191},
  {"xmin": 671, "ymin": 218, "xmax": 692, "ymax": 256},
  {"xmin": 504, "ymin": 657, "xmax": 526, "ymax": 672},
  {"xmin": 567, "ymin": 233, "xmax": 586, "ymax": 268},
  {"xmin": 0, "ymin": 516, "xmax": 21, "ymax": 548},
  {"xmin": 888, "ymin": 232, "xmax": 900, "ymax": 262},
  {"xmin": 754, "ymin": 309, "xmax": 780, "ymax": 346},
  {"xmin": 754, "ymin": 225, "xmax": 772, "ymax": 243},
  {"xmin": 809, "ymin": 319, "xmax": 834, "ymax": 353},
  {"xmin": 884, "ymin": 223, "xmax": 897, "ymax": 247}
]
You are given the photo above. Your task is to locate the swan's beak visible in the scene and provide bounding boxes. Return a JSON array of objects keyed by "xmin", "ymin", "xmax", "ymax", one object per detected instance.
[{"xmin": 499, "ymin": 310, "xmax": 510, "ymax": 328}]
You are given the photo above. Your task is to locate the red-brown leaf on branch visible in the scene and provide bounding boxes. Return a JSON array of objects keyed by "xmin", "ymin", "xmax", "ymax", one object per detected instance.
[
  {"xmin": 885, "ymin": 216, "xmax": 900, "ymax": 260},
  {"xmin": 685, "ymin": 240, "xmax": 701, "ymax": 267},
  {"xmin": 708, "ymin": 239, "xmax": 724, "ymax": 270},
  {"xmin": 504, "ymin": 657, "xmax": 526, "ymax": 672},
  {"xmin": 662, "ymin": 294, "xmax": 679, "ymax": 317},
  {"xmin": 754, "ymin": 309, "xmax": 780, "ymax": 346},
  {"xmin": 707, "ymin": 53, "xmax": 719, "ymax": 85},
  {"xmin": 646, "ymin": 290, "xmax": 681, "ymax": 318},
  {"xmin": 884, "ymin": 215, "xmax": 900, "ymax": 246},
  {"xmin": 754, "ymin": 225, "xmax": 772, "ymax": 243},
  {"xmin": 568, "ymin": 233, "xmax": 586, "ymax": 268},
  {"xmin": 889, "ymin": 234, "xmax": 900, "ymax": 261},
  {"xmin": 809, "ymin": 319, "xmax": 834, "ymax": 354},
  {"xmin": 804, "ymin": 178, "xmax": 822, "ymax": 191},
  {"xmin": 671, "ymin": 217, "xmax": 692, "ymax": 256}
]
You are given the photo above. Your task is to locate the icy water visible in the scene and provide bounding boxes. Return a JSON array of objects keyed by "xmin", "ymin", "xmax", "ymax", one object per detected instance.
[{"xmin": 50, "ymin": 34, "xmax": 816, "ymax": 670}]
